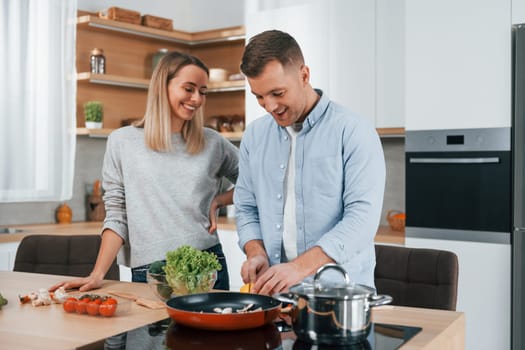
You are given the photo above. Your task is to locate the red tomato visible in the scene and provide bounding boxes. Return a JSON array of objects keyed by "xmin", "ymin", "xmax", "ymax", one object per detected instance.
[
  {"xmin": 99, "ymin": 301, "xmax": 117, "ymax": 317},
  {"xmin": 75, "ymin": 300, "xmax": 88, "ymax": 314},
  {"xmin": 104, "ymin": 297, "xmax": 117, "ymax": 305},
  {"xmin": 86, "ymin": 301, "xmax": 100, "ymax": 316},
  {"xmin": 63, "ymin": 297, "xmax": 77, "ymax": 313}
]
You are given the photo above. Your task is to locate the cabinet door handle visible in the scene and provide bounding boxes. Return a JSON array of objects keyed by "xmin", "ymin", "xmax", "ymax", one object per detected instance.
[{"xmin": 409, "ymin": 157, "xmax": 500, "ymax": 164}]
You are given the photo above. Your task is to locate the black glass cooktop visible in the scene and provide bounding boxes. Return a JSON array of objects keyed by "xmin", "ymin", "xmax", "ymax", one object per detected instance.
[{"xmin": 165, "ymin": 322, "xmax": 422, "ymax": 350}]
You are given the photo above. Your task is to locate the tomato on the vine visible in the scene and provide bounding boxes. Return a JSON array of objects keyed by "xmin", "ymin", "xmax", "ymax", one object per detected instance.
[
  {"xmin": 86, "ymin": 301, "xmax": 100, "ymax": 316},
  {"xmin": 75, "ymin": 300, "xmax": 88, "ymax": 314},
  {"xmin": 62, "ymin": 297, "xmax": 77, "ymax": 313},
  {"xmin": 99, "ymin": 299, "xmax": 118, "ymax": 317}
]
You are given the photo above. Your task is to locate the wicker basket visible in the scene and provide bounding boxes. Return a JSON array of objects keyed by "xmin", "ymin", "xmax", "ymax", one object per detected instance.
[{"xmin": 387, "ymin": 210, "xmax": 405, "ymax": 231}]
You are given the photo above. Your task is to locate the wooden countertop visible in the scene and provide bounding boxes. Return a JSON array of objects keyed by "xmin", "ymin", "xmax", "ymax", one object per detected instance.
[
  {"xmin": 2, "ymin": 218, "xmax": 404, "ymax": 245},
  {"xmin": 0, "ymin": 271, "xmax": 168, "ymax": 350},
  {"xmin": 372, "ymin": 305, "xmax": 465, "ymax": 349}
]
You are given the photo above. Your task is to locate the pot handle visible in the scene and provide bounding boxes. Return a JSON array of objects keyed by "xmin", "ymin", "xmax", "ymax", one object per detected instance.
[
  {"xmin": 369, "ymin": 294, "xmax": 393, "ymax": 307},
  {"xmin": 314, "ymin": 263, "xmax": 351, "ymax": 287}
]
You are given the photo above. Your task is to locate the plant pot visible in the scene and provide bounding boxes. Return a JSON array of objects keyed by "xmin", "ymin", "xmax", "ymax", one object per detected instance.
[{"xmin": 85, "ymin": 121, "xmax": 102, "ymax": 129}]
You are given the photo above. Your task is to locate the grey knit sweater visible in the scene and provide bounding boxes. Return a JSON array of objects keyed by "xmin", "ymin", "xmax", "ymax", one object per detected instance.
[{"xmin": 101, "ymin": 126, "xmax": 239, "ymax": 267}]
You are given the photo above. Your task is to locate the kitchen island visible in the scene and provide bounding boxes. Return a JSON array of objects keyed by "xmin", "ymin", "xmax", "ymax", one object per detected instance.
[{"xmin": 0, "ymin": 271, "xmax": 464, "ymax": 350}]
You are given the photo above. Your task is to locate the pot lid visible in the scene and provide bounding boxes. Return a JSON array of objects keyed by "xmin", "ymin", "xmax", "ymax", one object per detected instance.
[
  {"xmin": 289, "ymin": 264, "xmax": 376, "ymax": 300},
  {"xmin": 289, "ymin": 281, "xmax": 375, "ymax": 300}
]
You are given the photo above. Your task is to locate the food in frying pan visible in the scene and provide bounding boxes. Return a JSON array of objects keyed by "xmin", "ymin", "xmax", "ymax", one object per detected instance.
[
  {"xmin": 212, "ymin": 303, "xmax": 263, "ymax": 314},
  {"xmin": 164, "ymin": 246, "xmax": 221, "ymax": 295}
]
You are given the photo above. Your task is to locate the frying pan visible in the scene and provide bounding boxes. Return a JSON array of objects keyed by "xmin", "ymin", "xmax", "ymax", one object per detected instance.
[{"xmin": 165, "ymin": 292, "xmax": 282, "ymax": 330}]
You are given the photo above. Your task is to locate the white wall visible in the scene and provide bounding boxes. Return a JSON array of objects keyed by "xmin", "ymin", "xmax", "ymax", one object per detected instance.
[{"xmin": 76, "ymin": 0, "xmax": 244, "ymax": 32}]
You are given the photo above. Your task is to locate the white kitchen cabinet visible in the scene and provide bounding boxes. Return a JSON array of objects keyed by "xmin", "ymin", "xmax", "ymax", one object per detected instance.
[
  {"xmin": 405, "ymin": 236, "xmax": 511, "ymax": 350},
  {"xmin": 244, "ymin": 1, "xmax": 376, "ymax": 126},
  {"xmin": 375, "ymin": 0, "xmax": 405, "ymax": 128},
  {"xmin": 0, "ymin": 242, "xmax": 20, "ymax": 271},
  {"xmin": 405, "ymin": 0, "xmax": 511, "ymax": 130},
  {"xmin": 513, "ymin": 0, "xmax": 525, "ymax": 24},
  {"xmin": 217, "ymin": 229, "xmax": 245, "ymax": 291}
]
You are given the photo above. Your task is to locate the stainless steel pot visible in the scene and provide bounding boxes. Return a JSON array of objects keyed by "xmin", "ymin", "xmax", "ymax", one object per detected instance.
[{"xmin": 274, "ymin": 264, "xmax": 392, "ymax": 345}]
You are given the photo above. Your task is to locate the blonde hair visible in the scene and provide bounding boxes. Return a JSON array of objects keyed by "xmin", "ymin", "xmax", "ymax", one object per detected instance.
[{"xmin": 134, "ymin": 51, "xmax": 209, "ymax": 154}]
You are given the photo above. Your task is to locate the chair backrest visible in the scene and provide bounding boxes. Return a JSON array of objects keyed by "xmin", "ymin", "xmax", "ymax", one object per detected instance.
[
  {"xmin": 13, "ymin": 234, "xmax": 119, "ymax": 280},
  {"xmin": 374, "ymin": 244, "xmax": 459, "ymax": 311}
]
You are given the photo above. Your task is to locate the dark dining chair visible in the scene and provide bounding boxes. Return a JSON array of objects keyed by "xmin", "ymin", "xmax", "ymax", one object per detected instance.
[
  {"xmin": 374, "ymin": 244, "xmax": 459, "ymax": 311},
  {"xmin": 13, "ymin": 234, "xmax": 119, "ymax": 280}
]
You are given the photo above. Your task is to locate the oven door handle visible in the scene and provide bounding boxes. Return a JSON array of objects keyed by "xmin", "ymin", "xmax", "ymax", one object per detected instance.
[{"xmin": 409, "ymin": 157, "xmax": 500, "ymax": 164}]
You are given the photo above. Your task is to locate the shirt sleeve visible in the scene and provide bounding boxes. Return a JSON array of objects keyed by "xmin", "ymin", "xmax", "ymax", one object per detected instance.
[
  {"xmin": 234, "ymin": 125, "xmax": 264, "ymax": 251},
  {"xmin": 316, "ymin": 117, "xmax": 386, "ymax": 265},
  {"xmin": 101, "ymin": 132, "xmax": 129, "ymax": 244}
]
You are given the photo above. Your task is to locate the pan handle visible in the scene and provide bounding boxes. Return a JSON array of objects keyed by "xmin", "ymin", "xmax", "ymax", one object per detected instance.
[
  {"xmin": 272, "ymin": 292, "xmax": 297, "ymax": 306},
  {"xmin": 369, "ymin": 294, "xmax": 393, "ymax": 307}
]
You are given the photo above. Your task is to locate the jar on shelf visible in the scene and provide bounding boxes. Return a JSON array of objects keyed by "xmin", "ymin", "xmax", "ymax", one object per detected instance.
[
  {"xmin": 152, "ymin": 48, "xmax": 169, "ymax": 72},
  {"xmin": 90, "ymin": 48, "xmax": 106, "ymax": 74}
]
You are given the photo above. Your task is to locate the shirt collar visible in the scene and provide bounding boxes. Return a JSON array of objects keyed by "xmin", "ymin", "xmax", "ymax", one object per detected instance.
[{"xmin": 302, "ymin": 89, "xmax": 329, "ymax": 132}]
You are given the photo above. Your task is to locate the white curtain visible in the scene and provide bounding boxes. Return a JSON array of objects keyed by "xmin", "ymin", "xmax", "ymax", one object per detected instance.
[{"xmin": 0, "ymin": 0, "xmax": 77, "ymax": 202}]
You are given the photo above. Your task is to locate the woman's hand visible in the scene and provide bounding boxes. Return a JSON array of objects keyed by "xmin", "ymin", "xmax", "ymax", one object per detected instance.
[
  {"xmin": 208, "ymin": 197, "xmax": 221, "ymax": 233},
  {"xmin": 49, "ymin": 273, "xmax": 104, "ymax": 293},
  {"xmin": 208, "ymin": 188, "xmax": 234, "ymax": 233}
]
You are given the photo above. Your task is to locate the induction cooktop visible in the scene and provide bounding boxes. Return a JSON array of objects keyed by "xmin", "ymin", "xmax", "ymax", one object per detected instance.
[
  {"xmin": 165, "ymin": 322, "xmax": 422, "ymax": 350},
  {"xmin": 286, "ymin": 323, "xmax": 423, "ymax": 350}
]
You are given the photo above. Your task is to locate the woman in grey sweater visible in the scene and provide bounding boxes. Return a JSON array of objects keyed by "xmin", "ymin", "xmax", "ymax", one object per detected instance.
[{"xmin": 51, "ymin": 51, "xmax": 238, "ymax": 292}]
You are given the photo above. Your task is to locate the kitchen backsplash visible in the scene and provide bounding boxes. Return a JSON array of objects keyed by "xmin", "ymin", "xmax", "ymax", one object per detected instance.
[{"xmin": 0, "ymin": 136, "xmax": 405, "ymax": 226}]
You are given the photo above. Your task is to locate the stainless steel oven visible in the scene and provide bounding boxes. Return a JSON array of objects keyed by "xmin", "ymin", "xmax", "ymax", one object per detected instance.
[{"xmin": 405, "ymin": 127, "xmax": 511, "ymax": 244}]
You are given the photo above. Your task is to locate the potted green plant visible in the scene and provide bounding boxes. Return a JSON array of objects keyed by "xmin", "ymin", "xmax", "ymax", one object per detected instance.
[{"xmin": 84, "ymin": 101, "xmax": 103, "ymax": 129}]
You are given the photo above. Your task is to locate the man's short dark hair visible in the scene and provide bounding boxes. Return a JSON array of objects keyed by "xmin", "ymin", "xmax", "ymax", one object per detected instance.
[{"xmin": 240, "ymin": 30, "xmax": 305, "ymax": 77}]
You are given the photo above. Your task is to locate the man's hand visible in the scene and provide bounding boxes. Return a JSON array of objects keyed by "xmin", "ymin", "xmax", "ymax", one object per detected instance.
[
  {"xmin": 252, "ymin": 246, "xmax": 335, "ymax": 295},
  {"xmin": 241, "ymin": 254, "xmax": 270, "ymax": 285},
  {"xmin": 251, "ymin": 262, "xmax": 304, "ymax": 295}
]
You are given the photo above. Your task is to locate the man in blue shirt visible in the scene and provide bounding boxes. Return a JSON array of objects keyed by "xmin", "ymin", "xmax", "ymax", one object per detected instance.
[{"xmin": 234, "ymin": 30, "xmax": 385, "ymax": 295}]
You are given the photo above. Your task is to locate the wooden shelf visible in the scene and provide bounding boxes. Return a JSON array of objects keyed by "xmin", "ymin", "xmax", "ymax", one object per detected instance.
[
  {"xmin": 76, "ymin": 127, "xmax": 243, "ymax": 142},
  {"xmin": 208, "ymin": 80, "xmax": 245, "ymax": 92},
  {"xmin": 376, "ymin": 127, "xmax": 405, "ymax": 138},
  {"xmin": 76, "ymin": 127, "xmax": 113, "ymax": 138},
  {"xmin": 77, "ymin": 15, "xmax": 245, "ymax": 45},
  {"xmin": 77, "ymin": 72, "xmax": 245, "ymax": 93},
  {"xmin": 77, "ymin": 72, "xmax": 149, "ymax": 89}
]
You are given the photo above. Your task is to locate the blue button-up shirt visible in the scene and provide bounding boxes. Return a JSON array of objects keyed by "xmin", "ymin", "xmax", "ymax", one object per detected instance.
[{"xmin": 234, "ymin": 90, "xmax": 385, "ymax": 287}]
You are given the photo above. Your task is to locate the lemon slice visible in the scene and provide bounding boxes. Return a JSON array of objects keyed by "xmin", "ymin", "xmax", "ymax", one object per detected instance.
[{"xmin": 240, "ymin": 283, "xmax": 253, "ymax": 293}]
